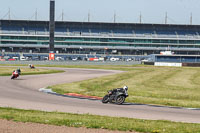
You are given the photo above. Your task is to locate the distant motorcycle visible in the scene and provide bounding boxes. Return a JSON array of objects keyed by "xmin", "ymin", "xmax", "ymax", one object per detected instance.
[
  {"xmin": 102, "ymin": 87, "xmax": 128, "ymax": 105},
  {"xmin": 29, "ymin": 64, "xmax": 35, "ymax": 69},
  {"xmin": 11, "ymin": 71, "xmax": 19, "ymax": 79}
]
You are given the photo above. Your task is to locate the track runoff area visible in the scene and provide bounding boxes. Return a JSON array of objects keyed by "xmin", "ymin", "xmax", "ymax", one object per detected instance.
[{"xmin": 0, "ymin": 65, "xmax": 200, "ymax": 124}]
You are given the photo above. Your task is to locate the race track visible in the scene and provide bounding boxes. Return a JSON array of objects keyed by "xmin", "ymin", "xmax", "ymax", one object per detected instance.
[{"xmin": 0, "ymin": 67, "xmax": 200, "ymax": 123}]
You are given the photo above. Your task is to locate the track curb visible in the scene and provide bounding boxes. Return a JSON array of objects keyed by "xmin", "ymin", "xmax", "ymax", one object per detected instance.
[
  {"xmin": 39, "ymin": 88, "xmax": 102, "ymax": 100},
  {"xmin": 64, "ymin": 93, "xmax": 102, "ymax": 100}
]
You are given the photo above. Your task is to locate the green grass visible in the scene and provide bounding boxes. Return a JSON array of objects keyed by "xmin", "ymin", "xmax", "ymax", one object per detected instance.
[
  {"xmin": 0, "ymin": 107, "xmax": 200, "ymax": 133},
  {"xmin": 2, "ymin": 64, "xmax": 200, "ymax": 108},
  {"xmin": 49, "ymin": 66, "xmax": 200, "ymax": 108},
  {"xmin": 0, "ymin": 67, "xmax": 64, "ymax": 76},
  {"xmin": 1, "ymin": 64, "xmax": 200, "ymax": 132}
]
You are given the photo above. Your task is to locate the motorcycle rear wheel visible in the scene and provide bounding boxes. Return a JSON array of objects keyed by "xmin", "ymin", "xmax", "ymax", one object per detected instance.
[
  {"xmin": 102, "ymin": 95, "xmax": 109, "ymax": 103},
  {"xmin": 11, "ymin": 75, "xmax": 16, "ymax": 79}
]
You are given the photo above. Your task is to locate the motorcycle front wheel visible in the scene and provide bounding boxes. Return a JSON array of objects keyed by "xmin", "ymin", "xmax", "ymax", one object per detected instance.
[
  {"xmin": 115, "ymin": 95, "xmax": 125, "ymax": 105},
  {"xmin": 102, "ymin": 95, "xmax": 110, "ymax": 103}
]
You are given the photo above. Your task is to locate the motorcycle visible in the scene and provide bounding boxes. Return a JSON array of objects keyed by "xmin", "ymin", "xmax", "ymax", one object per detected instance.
[
  {"xmin": 102, "ymin": 89, "xmax": 128, "ymax": 105},
  {"xmin": 29, "ymin": 64, "xmax": 35, "ymax": 69},
  {"xmin": 11, "ymin": 73, "xmax": 19, "ymax": 79}
]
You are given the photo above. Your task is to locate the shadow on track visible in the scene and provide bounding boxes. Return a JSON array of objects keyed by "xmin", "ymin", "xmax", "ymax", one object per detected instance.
[
  {"xmin": 122, "ymin": 102, "xmax": 200, "ymax": 110},
  {"xmin": 11, "ymin": 78, "xmax": 25, "ymax": 80}
]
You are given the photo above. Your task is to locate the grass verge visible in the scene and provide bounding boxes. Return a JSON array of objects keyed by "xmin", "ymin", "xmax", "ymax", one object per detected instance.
[
  {"xmin": 49, "ymin": 66, "xmax": 200, "ymax": 108},
  {"xmin": 0, "ymin": 107, "xmax": 200, "ymax": 133}
]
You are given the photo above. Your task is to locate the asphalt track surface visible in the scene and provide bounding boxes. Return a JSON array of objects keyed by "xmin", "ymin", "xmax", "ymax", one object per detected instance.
[{"xmin": 0, "ymin": 67, "xmax": 200, "ymax": 124}]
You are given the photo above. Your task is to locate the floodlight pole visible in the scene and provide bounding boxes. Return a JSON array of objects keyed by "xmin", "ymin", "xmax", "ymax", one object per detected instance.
[
  {"xmin": 8, "ymin": 8, "xmax": 11, "ymax": 20},
  {"xmin": 62, "ymin": 10, "xmax": 64, "ymax": 21},
  {"xmin": 88, "ymin": 11, "xmax": 90, "ymax": 22},
  {"xmin": 165, "ymin": 12, "xmax": 168, "ymax": 24},
  {"xmin": 139, "ymin": 12, "xmax": 142, "ymax": 24},
  {"xmin": 35, "ymin": 9, "xmax": 38, "ymax": 21},
  {"xmin": 190, "ymin": 13, "xmax": 193, "ymax": 25},
  {"xmin": 114, "ymin": 12, "xmax": 116, "ymax": 23},
  {"xmin": 49, "ymin": 0, "xmax": 55, "ymax": 53}
]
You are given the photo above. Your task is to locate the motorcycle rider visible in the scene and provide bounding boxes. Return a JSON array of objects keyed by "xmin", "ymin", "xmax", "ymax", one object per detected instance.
[
  {"xmin": 110, "ymin": 86, "xmax": 128, "ymax": 96},
  {"xmin": 29, "ymin": 64, "xmax": 35, "ymax": 69},
  {"xmin": 11, "ymin": 70, "xmax": 19, "ymax": 79},
  {"xmin": 16, "ymin": 68, "xmax": 21, "ymax": 76}
]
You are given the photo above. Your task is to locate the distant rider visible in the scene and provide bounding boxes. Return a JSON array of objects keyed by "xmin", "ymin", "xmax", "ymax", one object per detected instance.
[{"xmin": 29, "ymin": 64, "xmax": 35, "ymax": 69}]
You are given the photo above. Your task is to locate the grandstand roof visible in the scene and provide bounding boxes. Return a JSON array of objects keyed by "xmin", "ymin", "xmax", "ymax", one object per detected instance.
[
  {"xmin": 1, "ymin": 19, "xmax": 200, "ymax": 31},
  {"xmin": 155, "ymin": 54, "xmax": 200, "ymax": 57}
]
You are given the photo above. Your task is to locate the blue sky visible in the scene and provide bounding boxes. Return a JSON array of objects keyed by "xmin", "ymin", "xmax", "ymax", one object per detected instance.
[{"xmin": 0, "ymin": 0, "xmax": 200, "ymax": 24}]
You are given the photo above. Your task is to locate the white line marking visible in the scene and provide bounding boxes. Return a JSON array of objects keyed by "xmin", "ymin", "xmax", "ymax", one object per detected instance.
[{"xmin": 39, "ymin": 88, "xmax": 56, "ymax": 93}]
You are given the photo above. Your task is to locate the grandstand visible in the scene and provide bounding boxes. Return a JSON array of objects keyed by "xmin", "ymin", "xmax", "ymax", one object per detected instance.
[{"xmin": 0, "ymin": 19, "xmax": 200, "ymax": 55}]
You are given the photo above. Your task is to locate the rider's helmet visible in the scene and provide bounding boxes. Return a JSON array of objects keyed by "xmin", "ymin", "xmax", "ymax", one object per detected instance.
[{"xmin": 123, "ymin": 86, "xmax": 128, "ymax": 91}]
